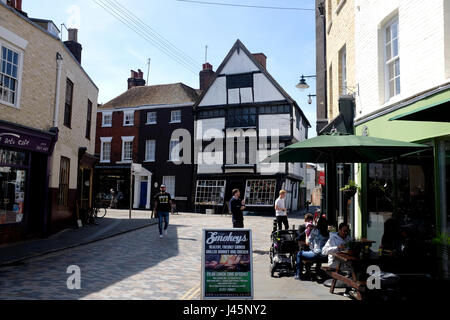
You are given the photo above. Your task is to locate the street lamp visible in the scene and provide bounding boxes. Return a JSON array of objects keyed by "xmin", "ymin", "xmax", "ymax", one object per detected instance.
[{"xmin": 296, "ymin": 75, "xmax": 316, "ymax": 91}]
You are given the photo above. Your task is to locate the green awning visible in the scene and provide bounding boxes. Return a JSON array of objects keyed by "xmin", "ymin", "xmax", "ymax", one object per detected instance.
[{"xmin": 389, "ymin": 97, "xmax": 450, "ymax": 122}]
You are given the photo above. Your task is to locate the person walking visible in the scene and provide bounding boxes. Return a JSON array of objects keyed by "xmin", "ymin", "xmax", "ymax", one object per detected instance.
[
  {"xmin": 229, "ymin": 189, "xmax": 246, "ymax": 228},
  {"xmin": 153, "ymin": 185, "xmax": 173, "ymax": 239},
  {"xmin": 109, "ymin": 188, "xmax": 116, "ymax": 209},
  {"xmin": 275, "ymin": 190, "xmax": 289, "ymax": 230}
]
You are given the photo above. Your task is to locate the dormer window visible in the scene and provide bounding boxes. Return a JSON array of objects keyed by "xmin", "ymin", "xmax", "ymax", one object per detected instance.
[{"xmin": 123, "ymin": 110, "xmax": 135, "ymax": 126}]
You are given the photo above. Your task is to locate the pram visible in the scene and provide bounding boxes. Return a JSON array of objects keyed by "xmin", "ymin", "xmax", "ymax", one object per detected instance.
[{"xmin": 269, "ymin": 229, "xmax": 299, "ymax": 277}]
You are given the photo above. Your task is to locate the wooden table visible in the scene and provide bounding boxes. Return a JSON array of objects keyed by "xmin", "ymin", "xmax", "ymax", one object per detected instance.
[{"xmin": 329, "ymin": 251, "xmax": 379, "ymax": 300}]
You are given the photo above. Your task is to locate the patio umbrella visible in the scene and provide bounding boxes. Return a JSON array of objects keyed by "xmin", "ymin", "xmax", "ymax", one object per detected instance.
[{"xmin": 262, "ymin": 132, "xmax": 430, "ymax": 225}]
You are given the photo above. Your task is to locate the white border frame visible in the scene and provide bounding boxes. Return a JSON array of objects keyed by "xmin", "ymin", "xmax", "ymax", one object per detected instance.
[
  {"xmin": 0, "ymin": 40, "xmax": 24, "ymax": 109},
  {"xmin": 201, "ymin": 228, "xmax": 254, "ymax": 300},
  {"xmin": 123, "ymin": 110, "xmax": 135, "ymax": 127},
  {"xmin": 102, "ymin": 111, "xmax": 113, "ymax": 127},
  {"xmin": 99, "ymin": 137, "xmax": 112, "ymax": 163}
]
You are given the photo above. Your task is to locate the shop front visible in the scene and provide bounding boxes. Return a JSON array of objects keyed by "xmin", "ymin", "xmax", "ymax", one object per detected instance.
[
  {"xmin": 355, "ymin": 86, "xmax": 450, "ymax": 278},
  {"xmin": 0, "ymin": 120, "xmax": 57, "ymax": 244},
  {"xmin": 93, "ymin": 165, "xmax": 131, "ymax": 209}
]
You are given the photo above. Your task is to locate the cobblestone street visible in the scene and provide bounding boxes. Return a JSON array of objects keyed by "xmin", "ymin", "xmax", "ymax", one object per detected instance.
[{"xmin": 0, "ymin": 212, "xmax": 347, "ymax": 300}]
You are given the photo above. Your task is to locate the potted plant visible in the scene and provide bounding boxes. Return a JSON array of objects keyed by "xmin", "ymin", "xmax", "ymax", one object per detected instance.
[{"xmin": 340, "ymin": 180, "xmax": 360, "ymax": 198}]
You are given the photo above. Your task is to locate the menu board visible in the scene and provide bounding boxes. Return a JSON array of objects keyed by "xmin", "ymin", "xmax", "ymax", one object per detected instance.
[{"xmin": 202, "ymin": 229, "xmax": 253, "ymax": 300}]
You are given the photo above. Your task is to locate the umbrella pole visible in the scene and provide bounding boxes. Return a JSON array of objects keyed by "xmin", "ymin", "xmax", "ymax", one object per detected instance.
[{"xmin": 327, "ymin": 159, "xmax": 338, "ymax": 227}]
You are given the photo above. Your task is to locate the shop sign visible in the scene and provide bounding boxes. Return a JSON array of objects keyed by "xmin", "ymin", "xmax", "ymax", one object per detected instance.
[
  {"xmin": 319, "ymin": 171, "xmax": 326, "ymax": 186},
  {"xmin": 0, "ymin": 131, "xmax": 52, "ymax": 154},
  {"xmin": 202, "ymin": 229, "xmax": 253, "ymax": 300}
]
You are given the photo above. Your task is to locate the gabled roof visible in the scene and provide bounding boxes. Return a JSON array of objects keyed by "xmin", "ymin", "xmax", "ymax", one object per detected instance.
[
  {"xmin": 194, "ymin": 39, "xmax": 311, "ymax": 128},
  {"xmin": 100, "ymin": 83, "xmax": 200, "ymax": 109}
]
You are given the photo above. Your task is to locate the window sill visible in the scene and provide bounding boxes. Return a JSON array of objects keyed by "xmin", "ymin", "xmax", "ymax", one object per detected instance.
[
  {"xmin": 117, "ymin": 160, "xmax": 132, "ymax": 164},
  {"xmin": 99, "ymin": 161, "xmax": 111, "ymax": 164},
  {"xmin": 123, "ymin": 124, "xmax": 134, "ymax": 127},
  {"xmin": 144, "ymin": 160, "xmax": 155, "ymax": 163},
  {"xmin": 0, "ymin": 101, "xmax": 20, "ymax": 109},
  {"xmin": 102, "ymin": 124, "xmax": 112, "ymax": 128},
  {"xmin": 146, "ymin": 122, "xmax": 157, "ymax": 125},
  {"xmin": 170, "ymin": 121, "xmax": 182, "ymax": 124}
]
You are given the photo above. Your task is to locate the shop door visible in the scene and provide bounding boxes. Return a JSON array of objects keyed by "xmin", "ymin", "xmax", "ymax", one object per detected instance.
[{"xmin": 80, "ymin": 169, "xmax": 92, "ymax": 209}]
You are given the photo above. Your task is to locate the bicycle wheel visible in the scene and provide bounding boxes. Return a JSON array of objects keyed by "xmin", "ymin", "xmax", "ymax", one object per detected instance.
[{"xmin": 95, "ymin": 207, "xmax": 107, "ymax": 218}]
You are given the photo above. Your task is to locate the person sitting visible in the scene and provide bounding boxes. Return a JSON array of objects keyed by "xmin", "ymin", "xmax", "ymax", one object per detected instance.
[
  {"xmin": 295, "ymin": 217, "xmax": 330, "ymax": 280},
  {"xmin": 304, "ymin": 213, "xmax": 314, "ymax": 242},
  {"xmin": 321, "ymin": 222, "xmax": 351, "ymax": 271},
  {"xmin": 297, "ymin": 224, "xmax": 308, "ymax": 252}
]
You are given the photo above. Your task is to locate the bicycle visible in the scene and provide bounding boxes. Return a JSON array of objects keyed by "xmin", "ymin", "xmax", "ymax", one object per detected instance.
[{"xmin": 93, "ymin": 200, "xmax": 108, "ymax": 218}]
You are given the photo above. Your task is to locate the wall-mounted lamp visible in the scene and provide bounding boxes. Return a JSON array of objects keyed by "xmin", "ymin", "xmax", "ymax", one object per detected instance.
[
  {"xmin": 308, "ymin": 94, "xmax": 317, "ymax": 105},
  {"xmin": 296, "ymin": 75, "xmax": 316, "ymax": 91}
]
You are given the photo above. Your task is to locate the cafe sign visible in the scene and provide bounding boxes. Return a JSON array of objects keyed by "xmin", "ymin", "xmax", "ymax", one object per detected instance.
[
  {"xmin": 0, "ymin": 131, "xmax": 53, "ymax": 154},
  {"xmin": 201, "ymin": 229, "xmax": 254, "ymax": 300}
]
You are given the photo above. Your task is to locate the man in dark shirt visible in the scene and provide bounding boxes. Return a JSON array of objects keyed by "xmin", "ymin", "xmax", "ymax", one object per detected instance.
[
  {"xmin": 229, "ymin": 189, "xmax": 246, "ymax": 228},
  {"xmin": 153, "ymin": 185, "xmax": 173, "ymax": 239}
]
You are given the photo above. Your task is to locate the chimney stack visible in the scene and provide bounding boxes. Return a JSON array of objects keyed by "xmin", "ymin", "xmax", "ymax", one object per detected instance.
[
  {"xmin": 200, "ymin": 63, "xmax": 215, "ymax": 91},
  {"xmin": 128, "ymin": 69, "xmax": 146, "ymax": 89},
  {"xmin": 64, "ymin": 28, "xmax": 82, "ymax": 64},
  {"xmin": 7, "ymin": 0, "xmax": 27, "ymax": 16},
  {"xmin": 252, "ymin": 53, "xmax": 267, "ymax": 69}
]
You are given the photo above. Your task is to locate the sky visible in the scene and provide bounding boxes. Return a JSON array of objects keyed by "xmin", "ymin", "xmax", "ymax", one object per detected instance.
[{"xmin": 24, "ymin": 0, "xmax": 318, "ymax": 135}]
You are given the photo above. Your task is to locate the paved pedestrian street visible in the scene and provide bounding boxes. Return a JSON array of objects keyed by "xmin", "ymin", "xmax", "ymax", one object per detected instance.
[{"xmin": 0, "ymin": 213, "xmax": 348, "ymax": 300}]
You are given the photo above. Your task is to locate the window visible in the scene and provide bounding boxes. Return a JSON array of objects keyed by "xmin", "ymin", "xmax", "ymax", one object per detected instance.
[
  {"xmin": 226, "ymin": 73, "xmax": 253, "ymax": 89},
  {"xmin": 244, "ymin": 180, "xmax": 277, "ymax": 206},
  {"xmin": 102, "ymin": 112, "xmax": 112, "ymax": 127},
  {"xmin": 86, "ymin": 100, "xmax": 92, "ymax": 139},
  {"xmin": 226, "ymin": 107, "xmax": 257, "ymax": 128},
  {"xmin": 145, "ymin": 140, "xmax": 156, "ymax": 162},
  {"xmin": 0, "ymin": 45, "xmax": 20, "ymax": 106},
  {"xmin": 171, "ymin": 110, "xmax": 182, "ymax": 123},
  {"xmin": 123, "ymin": 111, "xmax": 134, "ymax": 126},
  {"xmin": 100, "ymin": 137, "xmax": 112, "ymax": 163},
  {"xmin": 58, "ymin": 157, "xmax": 70, "ymax": 207},
  {"xmin": 121, "ymin": 137, "xmax": 134, "ymax": 162},
  {"xmin": 162, "ymin": 176, "xmax": 176, "ymax": 197},
  {"xmin": 197, "ymin": 109, "xmax": 226, "ymax": 119},
  {"xmin": 64, "ymin": 79, "xmax": 74, "ymax": 128},
  {"xmin": 296, "ymin": 109, "xmax": 301, "ymax": 130},
  {"xmin": 0, "ymin": 149, "xmax": 27, "ymax": 224},
  {"xmin": 226, "ymin": 73, "xmax": 254, "ymax": 104},
  {"xmin": 195, "ymin": 180, "xmax": 226, "ymax": 205},
  {"xmin": 384, "ymin": 17, "xmax": 400, "ymax": 99},
  {"xmin": 147, "ymin": 111, "xmax": 157, "ymax": 124},
  {"xmin": 339, "ymin": 45, "xmax": 347, "ymax": 95},
  {"xmin": 169, "ymin": 139, "xmax": 180, "ymax": 161},
  {"xmin": 259, "ymin": 105, "xmax": 290, "ymax": 114}
]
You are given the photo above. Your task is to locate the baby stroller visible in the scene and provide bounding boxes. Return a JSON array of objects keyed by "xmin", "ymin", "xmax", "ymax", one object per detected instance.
[{"xmin": 269, "ymin": 230, "xmax": 299, "ymax": 277}]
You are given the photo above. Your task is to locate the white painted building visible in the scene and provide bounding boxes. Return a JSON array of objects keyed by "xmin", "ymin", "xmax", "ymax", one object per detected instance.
[{"xmin": 193, "ymin": 40, "xmax": 310, "ymax": 213}]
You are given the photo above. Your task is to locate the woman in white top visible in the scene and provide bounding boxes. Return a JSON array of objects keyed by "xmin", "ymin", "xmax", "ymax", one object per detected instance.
[{"xmin": 274, "ymin": 190, "xmax": 289, "ymax": 230}]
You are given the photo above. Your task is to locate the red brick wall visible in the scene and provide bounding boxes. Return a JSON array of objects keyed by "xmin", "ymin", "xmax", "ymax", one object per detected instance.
[{"xmin": 95, "ymin": 110, "xmax": 140, "ymax": 163}]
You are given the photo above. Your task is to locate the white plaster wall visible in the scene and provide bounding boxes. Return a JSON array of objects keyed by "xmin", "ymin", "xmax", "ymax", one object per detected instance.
[
  {"xmin": 199, "ymin": 77, "xmax": 227, "ymax": 107},
  {"xmin": 253, "ymin": 73, "xmax": 285, "ymax": 103},
  {"xmin": 355, "ymin": 0, "xmax": 450, "ymax": 119},
  {"xmin": 195, "ymin": 118, "xmax": 225, "ymax": 140},
  {"xmin": 220, "ymin": 50, "xmax": 259, "ymax": 75}
]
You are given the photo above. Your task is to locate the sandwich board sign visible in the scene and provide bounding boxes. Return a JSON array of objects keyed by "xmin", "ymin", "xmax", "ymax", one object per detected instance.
[{"xmin": 201, "ymin": 229, "xmax": 254, "ymax": 300}]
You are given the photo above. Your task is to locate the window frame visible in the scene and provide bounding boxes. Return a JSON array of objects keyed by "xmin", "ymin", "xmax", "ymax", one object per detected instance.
[
  {"xmin": 86, "ymin": 99, "xmax": 92, "ymax": 140},
  {"xmin": 384, "ymin": 17, "xmax": 400, "ymax": 101},
  {"xmin": 0, "ymin": 42, "xmax": 23, "ymax": 108},
  {"xmin": 121, "ymin": 136, "xmax": 134, "ymax": 163},
  {"xmin": 169, "ymin": 139, "xmax": 181, "ymax": 162},
  {"xmin": 146, "ymin": 111, "xmax": 157, "ymax": 124},
  {"xmin": 244, "ymin": 179, "xmax": 277, "ymax": 207},
  {"xmin": 63, "ymin": 78, "xmax": 74, "ymax": 128},
  {"xmin": 170, "ymin": 110, "xmax": 182, "ymax": 123},
  {"xmin": 100, "ymin": 137, "xmax": 112, "ymax": 163},
  {"xmin": 102, "ymin": 112, "xmax": 113, "ymax": 127},
  {"xmin": 145, "ymin": 140, "xmax": 156, "ymax": 162},
  {"xmin": 162, "ymin": 176, "xmax": 176, "ymax": 197},
  {"xmin": 195, "ymin": 180, "xmax": 226, "ymax": 206},
  {"xmin": 123, "ymin": 110, "xmax": 135, "ymax": 127}
]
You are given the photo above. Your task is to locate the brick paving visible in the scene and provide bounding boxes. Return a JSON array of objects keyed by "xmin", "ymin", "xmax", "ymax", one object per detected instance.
[{"xmin": 0, "ymin": 212, "xmax": 348, "ymax": 300}]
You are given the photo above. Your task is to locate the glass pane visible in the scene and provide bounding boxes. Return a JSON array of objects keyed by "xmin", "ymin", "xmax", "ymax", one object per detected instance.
[
  {"xmin": 0, "ymin": 167, "xmax": 26, "ymax": 224},
  {"xmin": 389, "ymin": 79, "xmax": 395, "ymax": 98},
  {"xmin": 6, "ymin": 63, "xmax": 11, "ymax": 76},
  {"xmin": 386, "ymin": 43, "xmax": 392, "ymax": 61},
  {"xmin": 393, "ymin": 38, "xmax": 399, "ymax": 58},
  {"xmin": 388, "ymin": 63, "xmax": 395, "ymax": 80},
  {"xmin": 395, "ymin": 77, "xmax": 401, "ymax": 95},
  {"xmin": 386, "ymin": 26, "xmax": 391, "ymax": 43},
  {"xmin": 7, "ymin": 49, "xmax": 12, "ymax": 62},
  {"xmin": 395, "ymin": 59, "xmax": 400, "ymax": 77},
  {"xmin": 12, "ymin": 66, "xmax": 17, "ymax": 78},
  {"xmin": 13, "ymin": 52, "xmax": 18, "ymax": 65},
  {"xmin": 391, "ymin": 22, "xmax": 398, "ymax": 40}
]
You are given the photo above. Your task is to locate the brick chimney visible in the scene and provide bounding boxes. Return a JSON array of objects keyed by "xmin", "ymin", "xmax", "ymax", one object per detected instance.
[
  {"xmin": 199, "ymin": 63, "xmax": 215, "ymax": 91},
  {"xmin": 128, "ymin": 69, "xmax": 146, "ymax": 89},
  {"xmin": 6, "ymin": 0, "xmax": 27, "ymax": 16},
  {"xmin": 64, "ymin": 28, "xmax": 82, "ymax": 64},
  {"xmin": 252, "ymin": 53, "xmax": 267, "ymax": 69}
]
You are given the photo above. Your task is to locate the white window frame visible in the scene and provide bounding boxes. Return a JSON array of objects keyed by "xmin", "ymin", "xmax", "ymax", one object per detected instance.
[
  {"xmin": 102, "ymin": 112, "xmax": 113, "ymax": 127},
  {"xmin": 121, "ymin": 136, "xmax": 134, "ymax": 163},
  {"xmin": 100, "ymin": 137, "xmax": 112, "ymax": 163},
  {"xmin": 170, "ymin": 110, "xmax": 182, "ymax": 123},
  {"xmin": 162, "ymin": 176, "xmax": 176, "ymax": 197},
  {"xmin": 195, "ymin": 180, "xmax": 226, "ymax": 206},
  {"xmin": 123, "ymin": 110, "xmax": 135, "ymax": 127},
  {"xmin": 384, "ymin": 17, "xmax": 400, "ymax": 101},
  {"xmin": 146, "ymin": 111, "xmax": 157, "ymax": 124},
  {"xmin": 244, "ymin": 179, "xmax": 277, "ymax": 207},
  {"xmin": 0, "ymin": 40, "xmax": 24, "ymax": 109},
  {"xmin": 169, "ymin": 139, "xmax": 181, "ymax": 162},
  {"xmin": 145, "ymin": 140, "xmax": 156, "ymax": 162}
]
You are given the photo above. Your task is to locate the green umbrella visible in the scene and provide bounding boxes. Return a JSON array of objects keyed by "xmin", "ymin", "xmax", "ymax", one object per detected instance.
[
  {"xmin": 263, "ymin": 133, "xmax": 430, "ymax": 164},
  {"xmin": 262, "ymin": 132, "xmax": 430, "ymax": 225}
]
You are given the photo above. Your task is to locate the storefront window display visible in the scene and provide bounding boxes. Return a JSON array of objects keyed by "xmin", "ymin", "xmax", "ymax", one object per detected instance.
[
  {"xmin": 0, "ymin": 149, "xmax": 28, "ymax": 225},
  {"xmin": 244, "ymin": 180, "xmax": 276, "ymax": 206},
  {"xmin": 195, "ymin": 180, "xmax": 226, "ymax": 206}
]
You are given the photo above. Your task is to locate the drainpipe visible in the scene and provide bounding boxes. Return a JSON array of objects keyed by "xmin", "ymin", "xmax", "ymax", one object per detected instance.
[{"xmin": 53, "ymin": 53, "xmax": 63, "ymax": 128}]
